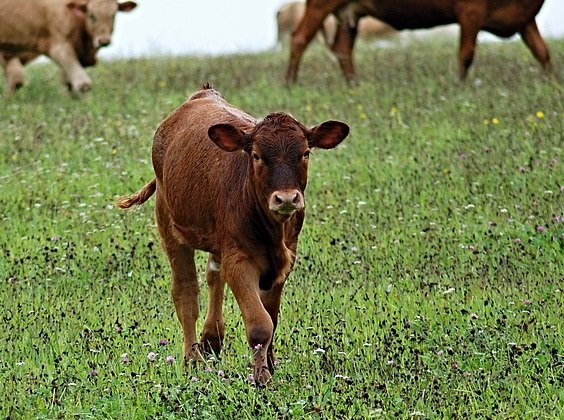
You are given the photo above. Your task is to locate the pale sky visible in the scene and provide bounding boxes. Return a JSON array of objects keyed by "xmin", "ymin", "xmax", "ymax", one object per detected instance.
[{"xmin": 102, "ymin": 0, "xmax": 564, "ymax": 58}]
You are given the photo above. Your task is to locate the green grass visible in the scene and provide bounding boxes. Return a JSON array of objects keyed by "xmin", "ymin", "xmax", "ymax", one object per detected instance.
[{"xmin": 1, "ymin": 38, "xmax": 563, "ymax": 418}]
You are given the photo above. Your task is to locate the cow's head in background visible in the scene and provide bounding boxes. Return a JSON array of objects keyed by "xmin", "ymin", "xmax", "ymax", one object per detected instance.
[{"xmin": 67, "ymin": 0, "xmax": 137, "ymax": 49}]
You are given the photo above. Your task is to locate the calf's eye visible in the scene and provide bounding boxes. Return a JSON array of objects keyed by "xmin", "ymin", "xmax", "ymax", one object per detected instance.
[
  {"xmin": 303, "ymin": 150, "xmax": 311, "ymax": 161},
  {"xmin": 252, "ymin": 152, "xmax": 261, "ymax": 162}
]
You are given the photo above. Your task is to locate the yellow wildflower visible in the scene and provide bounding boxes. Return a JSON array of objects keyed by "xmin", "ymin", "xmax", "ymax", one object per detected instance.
[
  {"xmin": 492, "ymin": 117, "xmax": 500, "ymax": 125},
  {"xmin": 536, "ymin": 111, "xmax": 544, "ymax": 119}
]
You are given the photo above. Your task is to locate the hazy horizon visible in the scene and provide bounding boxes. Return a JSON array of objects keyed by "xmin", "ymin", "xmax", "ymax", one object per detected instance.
[{"xmin": 102, "ymin": 0, "xmax": 563, "ymax": 59}]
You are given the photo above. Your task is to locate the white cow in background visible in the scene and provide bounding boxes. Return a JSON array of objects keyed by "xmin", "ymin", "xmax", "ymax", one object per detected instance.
[{"xmin": 0, "ymin": 0, "xmax": 137, "ymax": 95}]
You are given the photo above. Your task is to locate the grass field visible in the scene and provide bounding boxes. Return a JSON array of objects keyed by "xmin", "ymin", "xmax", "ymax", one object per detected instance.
[{"xmin": 1, "ymin": 38, "xmax": 563, "ymax": 418}]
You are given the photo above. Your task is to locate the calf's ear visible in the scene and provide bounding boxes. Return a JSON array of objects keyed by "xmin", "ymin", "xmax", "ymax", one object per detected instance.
[
  {"xmin": 118, "ymin": 1, "xmax": 138, "ymax": 12},
  {"xmin": 208, "ymin": 124, "xmax": 249, "ymax": 152},
  {"xmin": 308, "ymin": 121, "xmax": 349, "ymax": 149}
]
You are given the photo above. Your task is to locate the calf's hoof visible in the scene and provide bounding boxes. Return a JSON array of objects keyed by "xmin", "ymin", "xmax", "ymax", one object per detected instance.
[
  {"xmin": 183, "ymin": 343, "xmax": 206, "ymax": 366},
  {"xmin": 200, "ymin": 333, "xmax": 223, "ymax": 358},
  {"xmin": 253, "ymin": 365, "xmax": 272, "ymax": 386},
  {"xmin": 345, "ymin": 74, "xmax": 359, "ymax": 86}
]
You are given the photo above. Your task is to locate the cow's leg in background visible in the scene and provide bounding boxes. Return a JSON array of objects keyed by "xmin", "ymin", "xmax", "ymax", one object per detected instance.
[
  {"xmin": 520, "ymin": 20, "xmax": 552, "ymax": 73},
  {"xmin": 286, "ymin": 6, "xmax": 332, "ymax": 84},
  {"xmin": 331, "ymin": 17, "xmax": 359, "ymax": 84},
  {"xmin": 456, "ymin": 8, "xmax": 484, "ymax": 80},
  {"xmin": 1, "ymin": 56, "xmax": 26, "ymax": 96},
  {"xmin": 49, "ymin": 43, "xmax": 92, "ymax": 93},
  {"xmin": 260, "ymin": 283, "xmax": 284, "ymax": 373},
  {"xmin": 223, "ymin": 256, "xmax": 273, "ymax": 385},
  {"xmin": 200, "ymin": 254, "xmax": 226, "ymax": 356}
]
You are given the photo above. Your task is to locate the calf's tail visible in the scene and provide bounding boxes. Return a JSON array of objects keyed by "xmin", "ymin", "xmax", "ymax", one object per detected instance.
[{"xmin": 116, "ymin": 178, "xmax": 157, "ymax": 209}]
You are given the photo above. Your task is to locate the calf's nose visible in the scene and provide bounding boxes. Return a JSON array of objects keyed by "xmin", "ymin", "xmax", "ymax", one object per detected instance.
[
  {"xmin": 97, "ymin": 36, "xmax": 111, "ymax": 47},
  {"xmin": 269, "ymin": 190, "xmax": 304, "ymax": 214}
]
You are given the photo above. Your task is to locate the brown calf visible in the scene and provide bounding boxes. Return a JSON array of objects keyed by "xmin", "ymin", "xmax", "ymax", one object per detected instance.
[
  {"xmin": 117, "ymin": 85, "xmax": 349, "ymax": 384},
  {"xmin": 286, "ymin": 0, "xmax": 551, "ymax": 83}
]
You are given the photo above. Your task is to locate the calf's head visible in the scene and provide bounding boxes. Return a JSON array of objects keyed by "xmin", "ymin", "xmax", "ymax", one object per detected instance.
[
  {"xmin": 67, "ymin": 0, "xmax": 137, "ymax": 49},
  {"xmin": 208, "ymin": 113, "xmax": 349, "ymax": 222}
]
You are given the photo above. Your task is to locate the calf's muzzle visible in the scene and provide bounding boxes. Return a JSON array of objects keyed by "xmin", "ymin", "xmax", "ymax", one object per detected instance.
[
  {"xmin": 269, "ymin": 189, "xmax": 304, "ymax": 215},
  {"xmin": 96, "ymin": 36, "xmax": 112, "ymax": 48}
]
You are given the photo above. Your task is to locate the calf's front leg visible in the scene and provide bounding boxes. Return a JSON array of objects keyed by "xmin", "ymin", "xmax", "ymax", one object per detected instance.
[
  {"xmin": 260, "ymin": 282, "xmax": 284, "ymax": 373},
  {"xmin": 223, "ymin": 257, "xmax": 273, "ymax": 385}
]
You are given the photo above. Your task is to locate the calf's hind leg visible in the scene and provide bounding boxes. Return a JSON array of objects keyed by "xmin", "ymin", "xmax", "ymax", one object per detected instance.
[
  {"xmin": 156, "ymin": 204, "xmax": 201, "ymax": 362},
  {"xmin": 200, "ymin": 254, "xmax": 226, "ymax": 356}
]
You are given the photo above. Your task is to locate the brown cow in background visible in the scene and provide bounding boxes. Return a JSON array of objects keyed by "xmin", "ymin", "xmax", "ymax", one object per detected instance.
[
  {"xmin": 277, "ymin": 1, "xmax": 337, "ymax": 47},
  {"xmin": 0, "ymin": 0, "xmax": 137, "ymax": 95},
  {"xmin": 117, "ymin": 85, "xmax": 349, "ymax": 385},
  {"xmin": 277, "ymin": 1, "xmax": 396, "ymax": 47},
  {"xmin": 286, "ymin": 0, "xmax": 552, "ymax": 83}
]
